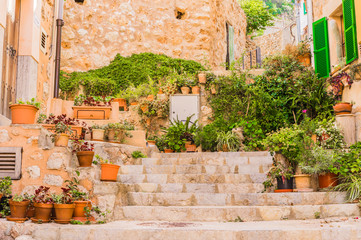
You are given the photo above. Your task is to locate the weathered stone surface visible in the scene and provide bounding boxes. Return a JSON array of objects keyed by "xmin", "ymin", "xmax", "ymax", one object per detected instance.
[
  {"xmin": 21, "ymin": 186, "xmax": 40, "ymax": 195},
  {"xmin": 30, "ymin": 151, "xmax": 44, "ymax": 161},
  {"xmin": 26, "ymin": 166, "xmax": 41, "ymax": 179},
  {"xmin": 0, "ymin": 129, "xmax": 10, "ymax": 142},
  {"xmin": 47, "ymin": 152, "xmax": 65, "ymax": 169},
  {"xmin": 93, "ymin": 183, "xmax": 119, "ymax": 195},
  {"xmin": 15, "ymin": 235, "xmax": 35, "ymax": 240},
  {"xmin": 43, "ymin": 174, "xmax": 63, "ymax": 186}
]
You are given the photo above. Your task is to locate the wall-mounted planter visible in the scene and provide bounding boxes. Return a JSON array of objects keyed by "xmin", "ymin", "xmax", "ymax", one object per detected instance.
[
  {"xmin": 192, "ymin": 86, "xmax": 200, "ymax": 94},
  {"xmin": 54, "ymin": 133, "xmax": 69, "ymax": 147},
  {"xmin": 92, "ymin": 129, "xmax": 105, "ymax": 141},
  {"xmin": 100, "ymin": 164, "xmax": 120, "ymax": 181},
  {"xmin": 9, "ymin": 104, "xmax": 38, "ymax": 124},
  {"xmin": 42, "ymin": 124, "xmax": 83, "ymax": 139},
  {"xmin": 198, "ymin": 73, "xmax": 206, "ymax": 84},
  {"xmin": 72, "ymin": 106, "xmax": 112, "ymax": 120},
  {"xmin": 76, "ymin": 151, "xmax": 94, "ymax": 167},
  {"xmin": 112, "ymin": 98, "xmax": 128, "ymax": 111},
  {"xmin": 181, "ymin": 87, "xmax": 190, "ymax": 94}
]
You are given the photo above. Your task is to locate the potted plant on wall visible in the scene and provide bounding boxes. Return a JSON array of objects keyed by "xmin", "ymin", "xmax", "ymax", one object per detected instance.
[
  {"xmin": 91, "ymin": 124, "xmax": 105, "ymax": 141},
  {"xmin": 263, "ymin": 162, "xmax": 294, "ymax": 192},
  {"xmin": 72, "ymin": 139, "xmax": 95, "ymax": 167},
  {"xmin": 198, "ymin": 72, "xmax": 207, "ymax": 84},
  {"xmin": 51, "ymin": 122, "xmax": 73, "ymax": 147},
  {"xmin": 93, "ymin": 154, "xmax": 120, "ymax": 181},
  {"xmin": 216, "ymin": 131, "xmax": 240, "ymax": 152},
  {"xmin": 0, "ymin": 177, "xmax": 12, "ymax": 218},
  {"xmin": 105, "ymin": 123, "xmax": 125, "ymax": 143},
  {"xmin": 33, "ymin": 186, "xmax": 54, "ymax": 223},
  {"xmin": 9, "ymin": 98, "xmax": 40, "ymax": 124},
  {"xmin": 7, "ymin": 194, "xmax": 30, "ymax": 222},
  {"xmin": 41, "ymin": 114, "xmax": 86, "ymax": 139},
  {"xmin": 146, "ymin": 134, "xmax": 157, "ymax": 146},
  {"xmin": 53, "ymin": 187, "xmax": 75, "ymax": 224},
  {"xmin": 73, "ymin": 95, "xmax": 113, "ymax": 120},
  {"xmin": 190, "ymin": 78, "xmax": 200, "ymax": 94},
  {"xmin": 330, "ymin": 72, "xmax": 353, "ymax": 115}
]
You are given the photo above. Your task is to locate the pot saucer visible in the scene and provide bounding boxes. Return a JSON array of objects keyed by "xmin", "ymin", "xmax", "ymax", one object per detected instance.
[
  {"xmin": 54, "ymin": 219, "xmax": 71, "ymax": 224},
  {"xmin": 274, "ymin": 189, "xmax": 293, "ymax": 193},
  {"xmin": 31, "ymin": 217, "xmax": 51, "ymax": 223},
  {"xmin": 293, "ymin": 188, "xmax": 313, "ymax": 192},
  {"xmin": 6, "ymin": 216, "xmax": 28, "ymax": 223}
]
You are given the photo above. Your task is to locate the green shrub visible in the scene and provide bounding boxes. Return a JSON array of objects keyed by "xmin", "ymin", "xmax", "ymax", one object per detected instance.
[
  {"xmin": 83, "ymin": 77, "xmax": 117, "ymax": 97},
  {"xmin": 131, "ymin": 151, "xmax": 147, "ymax": 159}
]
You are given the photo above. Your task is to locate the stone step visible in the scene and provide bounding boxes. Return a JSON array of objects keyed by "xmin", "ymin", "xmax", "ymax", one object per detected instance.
[
  {"xmin": 122, "ymin": 183, "xmax": 264, "ymax": 193},
  {"xmin": 114, "ymin": 204, "xmax": 360, "ymax": 222},
  {"xmin": 118, "ymin": 173, "xmax": 267, "ymax": 184},
  {"xmin": 119, "ymin": 164, "xmax": 271, "ymax": 175},
  {"xmin": 126, "ymin": 192, "xmax": 347, "ymax": 206},
  {"xmin": 6, "ymin": 218, "xmax": 361, "ymax": 240},
  {"xmin": 155, "ymin": 151, "xmax": 271, "ymax": 159},
  {"xmin": 142, "ymin": 154, "xmax": 273, "ymax": 166}
]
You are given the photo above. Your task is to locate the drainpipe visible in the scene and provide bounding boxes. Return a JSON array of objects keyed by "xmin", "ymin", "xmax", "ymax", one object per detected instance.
[
  {"xmin": 306, "ymin": 0, "xmax": 314, "ymax": 66},
  {"xmin": 53, "ymin": 0, "xmax": 64, "ymax": 98}
]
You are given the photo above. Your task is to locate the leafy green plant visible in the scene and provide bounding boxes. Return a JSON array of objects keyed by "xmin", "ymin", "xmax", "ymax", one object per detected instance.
[
  {"xmin": 314, "ymin": 119, "xmax": 345, "ymax": 149},
  {"xmin": 50, "ymin": 122, "xmax": 73, "ymax": 143},
  {"xmin": 155, "ymin": 135, "xmax": 167, "ymax": 152},
  {"xmin": 216, "ymin": 131, "xmax": 240, "ymax": 152},
  {"xmin": 230, "ymin": 118, "xmax": 265, "ymax": 150},
  {"xmin": 65, "ymin": 171, "xmax": 88, "ymax": 201},
  {"xmin": 314, "ymin": 211, "xmax": 321, "ymax": 219},
  {"xmin": 330, "ymin": 142, "xmax": 361, "ymax": 176},
  {"xmin": 299, "ymin": 146, "xmax": 337, "ymax": 175},
  {"xmin": 194, "ymin": 124, "xmax": 219, "ymax": 152},
  {"xmin": 52, "ymin": 187, "xmax": 73, "ymax": 204},
  {"xmin": 0, "ymin": 177, "xmax": 12, "ymax": 196},
  {"xmin": 12, "ymin": 194, "xmax": 26, "ymax": 202},
  {"xmin": 104, "ymin": 123, "xmax": 125, "ymax": 141},
  {"xmin": 333, "ymin": 175, "xmax": 361, "ymax": 202},
  {"xmin": 263, "ymin": 162, "xmax": 294, "ymax": 190},
  {"xmin": 92, "ymin": 154, "xmax": 114, "ymax": 165},
  {"xmin": 131, "ymin": 151, "xmax": 147, "ymax": 159},
  {"xmin": 10, "ymin": 98, "xmax": 41, "ymax": 108}
]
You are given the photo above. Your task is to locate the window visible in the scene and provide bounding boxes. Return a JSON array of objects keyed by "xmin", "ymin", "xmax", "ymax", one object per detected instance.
[
  {"xmin": 0, "ymin": 147, "xmax": 22, "ymax": 180},
  {"xmin": 226, "ymin": 22, "xmax": 235, "ymax": 70},
  {"xmin": 312, "ymin": 17, "xmax": 331, "ymax": 78}
]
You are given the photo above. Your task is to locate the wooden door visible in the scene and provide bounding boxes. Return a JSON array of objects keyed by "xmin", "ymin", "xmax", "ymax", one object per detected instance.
[{"xmin": 1, "ymin": 0, "xmax": 21, "ymax": 117}]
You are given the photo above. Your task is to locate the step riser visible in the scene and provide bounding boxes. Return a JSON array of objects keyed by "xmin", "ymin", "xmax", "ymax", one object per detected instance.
[
  {"xmin": 119, "ymin": 164, "xmax": 272, "ymax": 175},
  {"xmin": 126, "ymin": 192, "xmax": 347, "ymax": 206},
  {"xmin": 115, "ymin": 204, "xmax": 360, "ymax": 222}
]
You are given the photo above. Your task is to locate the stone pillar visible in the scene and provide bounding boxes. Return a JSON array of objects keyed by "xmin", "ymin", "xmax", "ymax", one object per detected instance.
[{"xmin": 335, "ymin": 114, "xmax": 356, "ymax": 146}]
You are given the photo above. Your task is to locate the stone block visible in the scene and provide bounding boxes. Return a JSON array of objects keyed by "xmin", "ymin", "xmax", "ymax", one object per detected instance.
[
  {"xmin": 93, "ymin": 183, "xmax": 119, "ymax": 195},
  {"xmin": 43, "ymin": 174, "xmax": 63, "ymax": 186},
  {"xmin": 47, "ymin": 152, "xmax": 66, "ymax": 169},
  {"xmin": 26, "ymin": 166, "xmax": 40, "ymax": 179},
  {"xmin": 0, "ymin": 129, "xmax": 10, "ymax": 142}
]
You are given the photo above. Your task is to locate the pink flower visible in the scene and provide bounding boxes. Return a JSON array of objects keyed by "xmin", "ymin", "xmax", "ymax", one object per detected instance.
[{"xmin": 302, "ymin": 109, "xmax": 307, "ymax": 113}]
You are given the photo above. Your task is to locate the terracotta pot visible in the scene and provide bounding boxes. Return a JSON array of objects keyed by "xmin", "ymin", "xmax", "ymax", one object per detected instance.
[
  {"xmin": 141, "ymin": 105, "xmax": 148, "ymax": 112},
  {"xmin": 42, "ymin": 124, "xmax": 83, "ymax": 139},
  {"xmin": 92, "ymin": 129, "xmax": 105, "ymax": 141},
  {"xmin": 72, "ymin": 106, "xmax": 112, "ymax": 120},
  {"xmin": 198, "ymin": 73, "xmax": 206, "ymax": 84},
  {"xmin": 34, "ymin": 202, "xmax": 53, "ymax": 221},
  {"xmin": 311, "ymin": 134, "xmax": 317, "ymax": 143},
  {"xmin": 192, "ymin": 86, "xmax": 200, "ymax": 94},
  {"xmin": 54, "ymin": 203, "xmax": 75, "ymax": 222},
  {"xmin": 181, "ymin": 87, "xmax": 190, "ymax": 94},
  {"xmin": 77, "ymin": 151, "xmax": 94, "ymax": 167},
  {"xmin": 294, "ymin": 174, "xmax": 312, "ymax": 189},
  {"xmin": 9, "ymin": 199, "xmax": 30, "ymax": 218},
  {"xmin": 147, "ymin": 140, "xmax": 156, "ymax": 146},
  {"xmin": 297, "ymin": 53, "xmax": 311, "ymax": 67},
  {"xmin": 107, "ymin": 129, "xmax": 116, "ymax": 141},
  {"xmin": 185, "ymin": 144, "xmax": 197, "ymax": 152},
  {"xmin": 158, "ymin": 89, "xmax": 164, "ymax": 94},
  {"xmin": 164, "ymin": 149, "xmax": 174, "ymax": 153},
  {"xmin": 74, "ymin": 201, "xmax": 92, "ymax": 218},
  {"xmin": 112, "ymin": 98, "xmax": 128, "ymax": 111},
  {"xmin": 101, "ymin": 163, "xmax": 120, "ymax": 181},
  {"xmin": 276, "ymin": 177, "xmax": 294, "ymax": 190},
  {"xmin": 130, "ymin": 102, "xmax": 138, "ymax": 106},
  {"xmin": 147, "ymin": 95, "xmax": 154, "ymax": 101},
  {"xmin": 9, "ymin": 104, "xmax": 38, "ymax": 124},
  {"xmin": 211, "ymin": 86, "xmax": 217, "ymax": 94},
  {"xmin": 333, "ymin": 102, "xmax": 352, "ymax": 115},
  {"xmin": 55, "ymin": 133, "xmax": 69, "ymax": 147},
  {"xmin": 26, "ymin": 204, "xmax": 35, "ymax": 218},
  {"xmin": 318, "ymin": 172, "xmax": 338, "ymax": 188}
]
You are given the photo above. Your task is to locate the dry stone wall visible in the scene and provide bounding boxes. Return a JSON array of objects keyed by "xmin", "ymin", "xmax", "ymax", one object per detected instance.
[{"xmin": 61, "ymin": 0, "xmax": 246, "ymax": 72}]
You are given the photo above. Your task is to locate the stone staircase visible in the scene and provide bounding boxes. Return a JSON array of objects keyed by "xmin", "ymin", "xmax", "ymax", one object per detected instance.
[{"xmin": 90, "ymin": 151, "xmax": 360, "ymax": 223}]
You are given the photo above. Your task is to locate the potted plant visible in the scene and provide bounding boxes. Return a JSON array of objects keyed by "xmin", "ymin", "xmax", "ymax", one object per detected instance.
[
  {"xmin": 9, "ymin": 98, "xmax": 40, "ymax": 124},
  {"xmin": 190, "ymin": 78, "xmax": 200, "ymax": 94},
  {"xmin": 146, "ymin": 134, "xmax": 157, "ymax": 146},
  {"xmin": 65, "ymin": 173, "xmax": 92, "ymax": 222},
  {"xmin": 72, "ymin": 139, "xmax": 95, "ymax": 167},
  {"xmin": 263, "ymin": 162, "xmax": 294, "ymax": 192},
  {"xmin": 33, "ymin": 186, "xmax": 54, "ymax": 222},
  {"xmin": 177, "ymin": 78, "xmax": 190, "ymax": 95},
  {"xmin": 93, "ymin": 155, "xmax": 120, "ymax": 181},
  {"xmin": 24, "ymin": 194, "xmax": 35, "ymax": 218},
  {"xmin": 216, "ymin": 131, "xmax": 240, "ymax": 152},
  {"xmin": 296, "ymin": 40, "xmax": 311, "ymax": 67},
  {"xmin": 182, "ymin": 132, "xmax": 196, "ymax": 152},
  {"xmin": 198, "ymin": 72, "xmax": 206, "ymax": 84},
  {"xmin": 105, "ymin": 123, "xmax": 125, "ymax": 143},
  {"xmin": 51, "ymin": 122, "xmax": 73, "ymax": 147},
  {"xmin": 329, "ymin": 72, "xmax": 353, "ymax": 115},
  {"xmin": 8, "ymin": 194, "xmax": 30, "ymax": 221},
  {"xmin": 41, "ymin": 114, "xmax": 86, "ymax": 139},
  {"xmin": 73, "ymin": 95, "xmax": 113, "ymax": 120},
  {"xmin": 0, "ymin": 177, "xmax": 12, "ymax": 218},
  {"xmin": 91, "ymin": 124, "xmax": 105, "ymax": 141},
  {"xmin": 155, "ymin": 135, "xmax": 167, "ymax": 152},
  {"xmin": 314, "ymin": 120, "xmax": 345, "ymax": 149},
  {"xmin": 53, "ymin": 187, "xmax": 75, "ymax": 224}
]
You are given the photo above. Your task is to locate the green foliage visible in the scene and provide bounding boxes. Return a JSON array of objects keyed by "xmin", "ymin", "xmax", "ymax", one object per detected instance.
[
  {"xmin": 263, "ymin": 0, "xmax": 294, "ymax": 17},
  {"xmin": 240, "ymin": 0, "xmax": 275, "ymax": 35},
  {"xmin": 12, "ymin": 194, "xmax": 26, "ymax": 202},
  {"xmin": 83, "ymin": 76, "xmax": 117, "ymax": 97},
  {"xmin": 0, "ymin": 177, "xmax": 12, "ymax": 196},
  {"xmin": 194, "ymin": 124, "xmax": 219, "ymax": 152},
  {"xmin": 131, "ymin": 151, "xmax": 147, "ymax": 159},
  {"xmin": 299, "ymin": 146, "xmax": 337, "ymax": 175},
  {"xmin": 65, "ymin": 175, "xmax": 88, "ymax": 201},
  {"xmin": 92, "ymin": 154, "xmax": 114, "ymax": 165},
  {"xmin": 60, "ymin": 53, "xmax": 205, "ymax": 98},
  {"xmin": 216, "ymin": 132, "xmax": 240, "ymax": 152},
  {"xmin": 330, "ymin": 142, "xmax": 361, "ymax": 176},
  {"xmin": 230, "ymin": 118, "xmax": 265, "ymax": 150},
  {"xmin": 315, "ymin": 119, "xmax": 345, "ymax": 149},
  {"xmin": 263, "ymin": 162, "xmax": 294, "ymax": 190},
  {"xmin": 11, "ymin": 98, "xmax": 41, "ymax": 109},
  {"xmin": 314, "ymin": 211, "xmax": 321, "ymax": 219},
  {"xmin": 334, "ymin": 175, "xmax": 361, "ymax": 202}
]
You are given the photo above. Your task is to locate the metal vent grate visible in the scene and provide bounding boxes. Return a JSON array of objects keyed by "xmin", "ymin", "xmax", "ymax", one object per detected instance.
[
  {"xmin": 40, "ymin": 28, "xmax": 48, "ymax": 54},
  {"xmin": 0, "ymin": 147, "xmax": 22, "ymax": 180}
]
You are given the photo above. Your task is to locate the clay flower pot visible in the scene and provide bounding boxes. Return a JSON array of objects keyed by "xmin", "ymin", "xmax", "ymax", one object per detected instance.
[
  {"xmin": 333, "ymin": 102, "xmax": 352, "ymax": 115},
  {"xmin": 92, "ymin": 129, "xmax": 105, "ymax": 141},
  {"xmin": 294, "ymin": 174, "xmax": 312, "ymax": 190},
  {"xmin": 318, "ymin": 172, "xmax": 338, "ymax": 188},
  {"xmin": 34, "ymin": 202, "xmax": 54, "ymax": 221},
  {"xmin": 147, "ymin": 95, "xmax": 154, "ymax": 101},
  {"xmin": 130, "ymin": 102, "xmax": 138, "ymax": 106},
  {"xmin": 181, "ymin": 87, "xmax": 190, "ymax": 95},
  {"xmin": 26, "ymin": 204, "xmax": 35, "ymax": 218},
  {"xmin": 54, "ymin": 203, "xmax": 75, "ymax": 223},
  {"xmin": 192, "ymin": 86, "xmax": 200, "ymax": 94},
  {"xmin": 112, "ymin": 98, "xmax": 128, "ymax": 111},
  {"xmin": 147, "ymin": 140, "xmax": 156, "ymax": 146},
  {"xmin": 9, "ymin": 199, "xmax": 30, "ymax": 218},
  {"xmin": 276, "ymin": 177, "xmax": 294, "ymax": 191},
  {"xmin": 297, "ymin": 53, "xmax": 311, "ymax": 67},
  {"xmin": 9, "ymin": 104, "xmax": 38, "ymax": 124},
  {"xmin": 211, "ymin": 86, "xmax": 217, "ymax": 94},
  {"xmin": 198, "ymin": 73, "xmax": 206, "ymax": 84},
  {"xmin": 73, "ymin": 201, "xmax": 92, "ymax": 218},
  {"xmin": 55, "ymin": 133, "xmax": 69, "ymax": 147},
  {"xmin": 77, "ymin": 151, "xmax": 94, "ymax": 167},
  {"xmin": 72, "ymin": 106, "xmax": 112, "ymax": 120},
  {"xmin": 164, "ymin": 149, "xmax": 174, "ymax": 153},
  {"xmin": 185, "ymin": 144, "xmax": 196, "ymax": 152},
  {"xmin": 141, "ymin": 105, "xmax": 148, "ymax": 113},
  {"xmin": 100, "ymin": 163, "xmax": 120, "ymax": 181}
]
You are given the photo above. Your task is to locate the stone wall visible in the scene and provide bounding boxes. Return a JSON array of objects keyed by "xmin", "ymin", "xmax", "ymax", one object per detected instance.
[{"xmin": 61, "ymin": 0, "xmax": 246, "ymax": 72}]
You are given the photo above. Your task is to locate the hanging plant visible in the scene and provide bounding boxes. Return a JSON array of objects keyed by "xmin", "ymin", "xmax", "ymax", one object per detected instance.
[{"xmin": 329, "ymin": 72, "xmax": 352, "ymax": 100}]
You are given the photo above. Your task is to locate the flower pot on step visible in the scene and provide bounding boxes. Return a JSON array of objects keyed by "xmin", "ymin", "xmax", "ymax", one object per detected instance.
[
  {"xmin": 181, "ymin": 87, "xmax": 190, "ymax": 95},
  {"xmin": 294, "ymin": 174, "xmax": 312, "ymax": 190},
  {"xmin": 198, "ymin": 73, "xmax": 206, "ymax": 84},
  {"xmin": 192, "ymin": 86, "xmax": 200, "ymax": 94},
  {"xmin": 333, "ymin": 102, "xmax": 352, "ymax": 115},
  {"xmin": 26, "ymin": 204, "xmax": 35, "ymax": 218},
  {"xmin": 72, "ymin": 106, "xmax": 112, "ymax": 120},
  {"xmin": 42, "ymin": 124, "xmax": 83, "ymax": 139},
  {"xmin": 9, "ymin": 199, "xmax": 30, "ymax": 218},
  {"xmin": 92, "ymin": 129, "xmax": 105, "ymax": 141},
  {"xmin": 297, "ymin": 53, "xmax": 311, "ymax": 67},
  {"xmin": 185, "ymin": 144, "xmax": 197, "ymax": 152},
  {"xmin": 130, "ymin": 102, "xmax": 138, "ymax": 106},
  {"xmin": 318, "ymin": 172, "xmax": 338, "ymax": 188},
  {"xmin": 54, "ymin": 203, "xmax": 75, "ymax": 223},
  {"xmin": 164, "ymin": 149, "xmax": 174, "ymax": 153},
  {"xmin": 73, "ymin": 201, "xmax": 92, "ymax": 218},
  {"xmin": 100, "ymin": 164, "xmax": 120, "ymax": 181},
  {"xmin": 34, "ymin": 203, "xmax": 53, "ymax": 221},
  {"xmin": 55, "ymin": 133, "xmax": 69, "ymax": 147},
  {"xmin": 147, "ymin": 140, "xmax": 156, "ymax": 146},
  {"xmin": 112, "ymin": 98, "xmax": 128, "ymax": 111},
  {"xmin": 76, "ymin": 151, "xmax": 94, "ymax": 167},
  {"xmin": 276, "ymin": 177, "xmax": 294, "ymax": 191},
  {"xmin": 9, "ymin": 104, "xmax": 38, "ymax": 124}
]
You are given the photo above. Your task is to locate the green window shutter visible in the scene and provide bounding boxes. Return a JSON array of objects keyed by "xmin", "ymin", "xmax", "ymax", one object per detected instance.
[
  {"xmin": 228, "ymin": 25, "xmax": 235, "ymax": 63},
  {"xmin": 343, "ymin": 0, "xmax": 358, "ymax": 64},
  {"xmin": 312, "ymin": 17, "xmax": 330, "ymax": 78}
]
